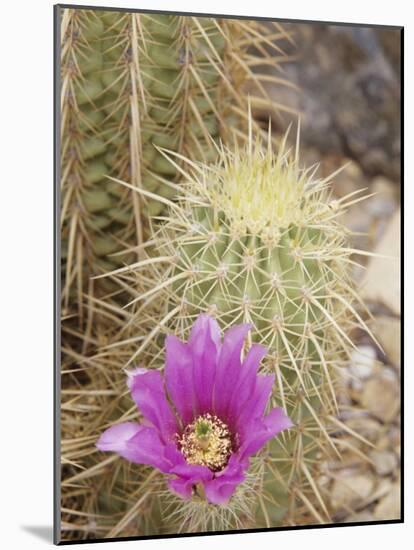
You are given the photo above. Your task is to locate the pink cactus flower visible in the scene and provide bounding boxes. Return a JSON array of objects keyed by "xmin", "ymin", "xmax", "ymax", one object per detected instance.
[{"xmin": 97, "ymin": 314, "xmax": 293, "ymax": 505}]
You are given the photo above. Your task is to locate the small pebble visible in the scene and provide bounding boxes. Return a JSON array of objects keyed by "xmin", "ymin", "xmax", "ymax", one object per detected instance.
[
  {"xmin": 369, "ymin": 449, "xmax": 398, "ymax": 476},
  {"xmin": 373, "ymin": 484, "xmax": 401, "ymax": 520},
  {"xmin": 349, "ymin": 345, "xmax": 377, "ymax": 382},
  {"xmin": 330, "ymin": 473, "xmax": 375, "ymax": 510},
  {"xmin": 361, "ymin": 375, "xmax": 400, "ymax": 423}
]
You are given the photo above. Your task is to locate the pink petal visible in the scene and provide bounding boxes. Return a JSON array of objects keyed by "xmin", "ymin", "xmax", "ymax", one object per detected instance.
[
  {"xmin": 127, "ymin": 368, "xmax": 178, "ymax": 441},
  {"xmin": 170, "ymin": 462, "xmax": 213, "ymax": 481},
  {"xmin": 203, "ymin": 479, "xmax": 241, "ymax": 505},
  {"xmin": 238, "ymin": 407, "xmax": 293, "ymax": 460},
  {"xmin": 226, "ymin": 344, "xmax": 268, "ymax": 427},
  {"xmin": 203, "ymin": 455, "xmax": 246, "ymax": 505},
  {"xmin": 242, "ymin": 343, "xmax": 268, "ymax": 372},
  {"xmin": 189, "ymin": 313, "xmax": 221, "ymax": 350},
  {"xmin": 96, "ymin": 422, "xmax": 176, "ymax": 472},
  {"xmin": 167, "ymin": 453, "xmax": 214, "ymax": 501},
  {"xmin": 127, "ymin": 426, "xmax": 175, "ymax": 472},
  {"xmin": 189, "ymin": 314, "xmax": 221, "ymax": 415},
  {"xmin": 167, "ymin": 478, "xmax": 194, "ymax": 500},
  {"xmin": 235, "ymin": 374, "xmax": 275, "ymax": 434},
  {"xmin": 213, "ymin": 323, "xmax": 251, "ymax": 418},
  {"xmin": 164, "ymin": 335, "xmax": 195, "ymax": 425},
  {"xmin": 96, "ymin": 422, "xmax": 142, "ymax": 460}
]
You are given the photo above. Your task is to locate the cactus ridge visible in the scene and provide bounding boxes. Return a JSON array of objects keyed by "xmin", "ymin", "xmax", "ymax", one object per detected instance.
[{"xmin": 60, "ymin": 9, "xmax": 139, "ymax": 321}]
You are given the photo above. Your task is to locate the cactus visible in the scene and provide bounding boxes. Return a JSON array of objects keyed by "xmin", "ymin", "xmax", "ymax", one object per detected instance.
[
  {"xmin": 58, "ymin": 8, "xmax": 299, "ymax": 540},
  {"xmin": 59, "ymin": 7, "xmax": 293, "ymax": 322},
  {"xmin": 60, "ymin": 8, "xmax": 135, "ymax": 322},
  {"xmin": 59, "ymin": 128, "xmax": 376, "ymax": 541},
  {"xmin": 101, "ymin": 128, "xmax": 376, "ymax": 532},
  {"xmin": 60, "ymin": 6, "xmax": 377, "ymax": 539}
]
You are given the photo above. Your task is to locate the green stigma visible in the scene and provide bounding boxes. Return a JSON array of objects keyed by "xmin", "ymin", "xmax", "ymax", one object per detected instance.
[{"xmin": 195, "ymin": 420, "xmax": 211, "ymax": 438}]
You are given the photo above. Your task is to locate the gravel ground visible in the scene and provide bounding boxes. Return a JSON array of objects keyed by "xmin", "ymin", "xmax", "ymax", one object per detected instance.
[{"xmin": 304, "ymin": 152, "xmax": 401, "ymax": 523}]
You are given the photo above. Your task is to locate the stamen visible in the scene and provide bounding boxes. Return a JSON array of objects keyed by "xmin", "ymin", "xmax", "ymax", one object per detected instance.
[{"xmin": 178, "ymin": 413, "xmax": 232, "ymax": 472}]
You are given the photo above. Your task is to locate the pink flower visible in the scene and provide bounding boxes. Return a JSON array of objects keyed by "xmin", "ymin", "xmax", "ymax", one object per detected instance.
[{"xmin": 97, "ymin": 314, "xmax": 293, "ymax": 505}]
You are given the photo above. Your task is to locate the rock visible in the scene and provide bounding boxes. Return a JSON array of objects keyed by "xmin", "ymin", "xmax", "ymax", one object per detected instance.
[
  {"xmin": 349, "ymin": 345, "xmax": 377, "ymax": 381},
  {"xmin": 373, "ymin": 316, "xmax": 401, "ymax": 368},
  {"xmin": 369, "ymin": 450, "xmax": 398, "ymax": 476},
  {"xmin": 317, "ymin": 474, "xmax": 330, "ymax": 489},
  {"xmin": 345, "ymin": 415, "xmax": 383, "ymax": 443},
  {"xmin": 330, "ymin": 473, "xmax": 375, "ymax": 510},
  {"xmin": 389, "ymin": 426, "xmax": 401, "ymax": 448},
  {"xmin": 331, "ymin": 159, "xmax": 365, "ymax": 199},
  {"xmin": 361, "ymin": 375, "xmax": 400, "ymax": 423},
  {"xmin": 373, "ymin": 477, "xmax": 393, "ymax": 500},
  {"xmin": 360, "ymin": 209, "xmax": 401, "ymax": 315},
  {"xmin": 367, "ymin": 177, "xmax": 397, "ymax": 219},
  {"xmin": 376, "ymin": 434, "xmax": 391, "ymax": 451},
  {"xmin": 373, "ymin": 483, "xmax": 401, "ymax": 520},
  {"xmin": 265, "ymin": 25, "xmax": 401, "ymax": 181}
]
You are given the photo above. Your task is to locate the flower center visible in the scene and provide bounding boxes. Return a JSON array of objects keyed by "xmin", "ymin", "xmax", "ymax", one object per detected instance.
[{"xmin": 178, "ymin": 413, "xmax": 232, "ymax": 472}]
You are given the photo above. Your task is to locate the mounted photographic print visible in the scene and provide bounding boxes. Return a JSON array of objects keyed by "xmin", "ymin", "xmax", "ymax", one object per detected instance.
[{"xmin": 54, "ymin": 4, "xmax": 403, "ymax": 544}]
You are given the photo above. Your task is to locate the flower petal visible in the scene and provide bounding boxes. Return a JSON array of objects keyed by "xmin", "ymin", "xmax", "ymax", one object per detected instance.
[
  {"xmin": 165, "ymin": 335, "xmax": 195, "ymax": 425},
  {"xmin": 189, "ymin": 313, "xmax": 221, "ymax": 350},
  {"xmin": 226, "ymin": 344, "xmax": 268, "ymax": 428},
  {"xmin": 96, "ymin": 423, "xmax": 173, "ymax": 471},
  {"xmin": 238, "ymin": 407, "xmax": 293, "ymax": 460},
  {"xmin": 127, "ymin": 368, "xmax": 178, "ymax": 441},
  {"xmin": 242, "ymin": 343, "xmax": 268, "ymax": 372},
  {"xmin": 96, "ymin": 422, "xmax": 142, "ymax": 461},
  {"xmin": 167, "ymin": 478, "xmax": 193, "ymax": 500},
  {"xmin": 213, "ymin": 323, "xmax": 251, "ymax": 418},
  {"xmin": 126, "ymin": 426, "xmax": 175, "ymax": 471},
  {"xmin": 164, "ymin": 441, "xmax": 213, "ymax": 482},
  {"xmin": 203, "ymin": 455, "xmax": 246, "ymax": 505},
  {"xmin": 203, "ymin": 479, "xmax": 241, "ymax": 505},
  {"xmin": 170, "ymin": 462, "xmax": 213, "ymax": 481},
  {"xmin": 167, "ymin": 452, "xmax": 213, "ymax": 501},
  {"xmin": 235, "ymin": 373, "xmax": 275, "ymax": 433},
  {"xmin": 189, "ymin": 314, "xmax": 221, "ymax": 415}
]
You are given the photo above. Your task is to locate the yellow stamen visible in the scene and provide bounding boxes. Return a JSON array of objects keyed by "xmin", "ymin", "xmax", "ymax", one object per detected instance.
[{"xmin": 178, "ymin": 413, "xmax": 232, "ymax": 472}]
